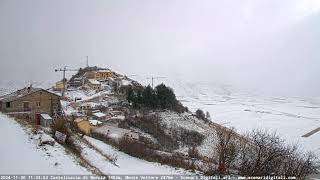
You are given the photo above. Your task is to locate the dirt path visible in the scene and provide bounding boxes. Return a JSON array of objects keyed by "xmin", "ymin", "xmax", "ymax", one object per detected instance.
[{"xmin": 302, "ymin": 127, "xmax": 320, "ymax": 138}]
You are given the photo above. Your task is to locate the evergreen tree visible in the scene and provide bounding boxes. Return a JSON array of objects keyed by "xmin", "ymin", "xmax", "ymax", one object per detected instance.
[
  {"xmin": 155, "ymin": 83, "xmax": 178, "ymax": 109},
  {"xmin": 127, "ymin": 83, "xmax": 185, "ymax": 113},
  {"xmin": 142, "ymin": 85, "xmax": 156, "ymax": 108},
  {"xmin": 134, "ymin": 88, "xmax": 143, "ymax": 108},
  {"xmin": 127, "ymin": 85, "xmax": 134, "ymax": 103}
]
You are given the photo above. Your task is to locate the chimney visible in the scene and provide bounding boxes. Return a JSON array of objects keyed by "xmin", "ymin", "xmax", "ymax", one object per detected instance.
[{"xmin": 27, "ymin": 85, "xmax": 32, "ymax": 93}]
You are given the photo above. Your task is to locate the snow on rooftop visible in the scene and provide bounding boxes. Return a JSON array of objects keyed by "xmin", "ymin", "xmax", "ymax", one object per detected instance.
[
  {"xmin": 110, "ymin": 115, "xmax": 125, "ymax": 121},
  {"xmin": 88, "ymin": 79, "xmax": 101, "ymax": 85},
  {"xmin": 76, "ymin": 90, "xmax": 110, "ymax": 103},
  {"xmin": 97, "ymin": 69, "xmax": 111, "ymax": 73},
  {"xmin": 93, "ymin": 112, "xmax": 106, "ymax": 118},
  {"xmin": 40, "ymin": 113, "xmax": 52, "ymax": 120}
]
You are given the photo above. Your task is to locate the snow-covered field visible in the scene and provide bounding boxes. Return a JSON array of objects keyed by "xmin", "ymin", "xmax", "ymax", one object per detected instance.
[
  {"xmin": 0, "ymin": 113, "xmax": 90, "ymax": 174},
  {"xmin": 163, "ymin": 79, "xmax": 320, "ymax": 157}
]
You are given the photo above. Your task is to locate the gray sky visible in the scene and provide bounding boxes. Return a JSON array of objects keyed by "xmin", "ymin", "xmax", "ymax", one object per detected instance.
[{"xmin": 0, "ymin": 0, "xmax": 319, "ymax": 96}]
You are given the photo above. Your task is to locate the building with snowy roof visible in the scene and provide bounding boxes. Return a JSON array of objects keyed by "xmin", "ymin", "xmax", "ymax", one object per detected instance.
[{"xmin": 87, "ymin": 79, "xmax": 102, "ymax": 91}]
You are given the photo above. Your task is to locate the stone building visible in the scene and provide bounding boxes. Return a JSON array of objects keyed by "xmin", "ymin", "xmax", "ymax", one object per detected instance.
[
  {"xmin": 87, "ymin": 79, "xmax": 102, "ymax": 91},
  {"xmin": 0, "ymin": 86, "xmax": 61, "ymax": 124}
]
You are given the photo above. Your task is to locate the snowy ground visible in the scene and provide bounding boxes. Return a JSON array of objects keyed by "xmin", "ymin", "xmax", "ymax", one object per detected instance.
[
  {"xmin": 135, "ymin": 76, "xmax": 320, "ymax": 157},
  {"xmin": 0, "ymin": 113, "xmax": 90, "ymax": 175},
  {"xmin": 81, "ymin": 136, "xmax": 193, "ymax": 175},
  {"xmin": 176, "ymin": 81, "xmax": 319, "ymax": 157},
  {"xmin": 158, "ymin": 111, "xmax": 217, "ymax": 157}
]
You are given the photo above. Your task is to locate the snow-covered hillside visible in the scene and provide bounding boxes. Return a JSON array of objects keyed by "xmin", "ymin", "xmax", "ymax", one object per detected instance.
[
  {"xmin": 134, "ymin": 76, "xmax": 320, "ymax": 157},
  {"xmin": 0, "ymin": 113, "xmax": 90, "ymax": 174},
  {"xmin": 82, "ymin": 136, "xmax": 193, "ymax": 175}
]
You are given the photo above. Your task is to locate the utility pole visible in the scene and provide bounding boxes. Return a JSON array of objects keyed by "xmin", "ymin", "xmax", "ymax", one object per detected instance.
[
  {"xmin": 146, "ymin": 76, "xmax": 165, "ymax": 89},
  {"xmin": 55, "ymin": 66, "xmax": 79, "ymax": 98}
]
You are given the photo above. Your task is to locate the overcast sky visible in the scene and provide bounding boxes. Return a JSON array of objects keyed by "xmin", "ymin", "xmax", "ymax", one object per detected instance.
[{"xmin": 0, "ymin": 0, "xmax": 319, "ymax": 96}]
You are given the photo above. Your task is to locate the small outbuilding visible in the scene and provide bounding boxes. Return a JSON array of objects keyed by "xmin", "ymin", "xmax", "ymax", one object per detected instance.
[{"xmin": 40, "ymin": 113, "xmax": 53, "ymax": 127}]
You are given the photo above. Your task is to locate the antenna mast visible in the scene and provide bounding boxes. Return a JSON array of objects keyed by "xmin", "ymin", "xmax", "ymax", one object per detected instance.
[
  {"xmin": 146, "ymin": 76, "xmax": 165, "ymax": 89},
  {"xmin": 86, "ymin": 56, "xmax": 89, "ymax": 67}
]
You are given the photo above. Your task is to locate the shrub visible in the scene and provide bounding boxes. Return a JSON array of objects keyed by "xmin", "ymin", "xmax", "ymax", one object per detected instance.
[
  {"xmin": 215, "ymin": 127, "xmax": 238, "ymax": 175},
  {"xmin": 118, "ymin": 136, "xmax": 154, "ymax": 159},
  {"xmin": 50, "ymin": 117, "xmax": 69, "ymax": 136},
  {"xmin": 196, "ymin": 109, "xmax": 206, "ymax": 120},
  {"xmin": 172, "ymin": 127, "xmax": 205, "ymax": 147},
  {"xmin": 236, "ymin": 129, "xmax": 318, "ymax": 178}
]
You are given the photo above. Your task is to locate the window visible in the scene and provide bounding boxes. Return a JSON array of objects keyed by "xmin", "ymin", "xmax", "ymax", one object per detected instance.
[
  {"xmin": 6, "ymin": 102, "xmax": 10, "ymax": 108},
  {"xmin": 23, "ymin": 101, "xmax": 30, "ymax": 112},
  {"xmin": 36, "ymin": 101, "xmax": 41, "ymax": 107}
]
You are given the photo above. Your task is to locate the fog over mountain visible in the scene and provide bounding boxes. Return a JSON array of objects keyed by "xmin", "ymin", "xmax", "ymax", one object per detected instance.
[{"xmin": 0, "ymin": 0, "xmax": 319, "ymax": 97}]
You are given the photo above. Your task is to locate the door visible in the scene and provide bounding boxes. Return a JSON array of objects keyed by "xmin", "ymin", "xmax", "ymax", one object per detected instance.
[{"xmin": 35, "ymin": 113, "xmax": 41, "ymax": 125}]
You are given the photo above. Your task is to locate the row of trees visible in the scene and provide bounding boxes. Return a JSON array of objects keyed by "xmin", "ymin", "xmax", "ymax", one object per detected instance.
[{"xmin": 126, "ymin": 84, "xmax": 187, "ymax": 113}]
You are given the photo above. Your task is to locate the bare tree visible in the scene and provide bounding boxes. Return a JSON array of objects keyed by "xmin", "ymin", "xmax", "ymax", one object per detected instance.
[
  {"xmin": 188, "ymin": 146, "xmax": 200, "ymax": 159},
  {"xmin": 206, "ymin": 111, "xmax": 211, "ymax": 121},
  {"xmin": 215, "ymin": 126, "xmax": 238, "ymax": 175}
]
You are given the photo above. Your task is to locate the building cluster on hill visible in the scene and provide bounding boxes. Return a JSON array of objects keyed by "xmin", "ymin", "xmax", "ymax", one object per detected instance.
[
  {"xmin": 54, "ymin": 66, "xmax": 136, "ymax": 93},
  {"xmin": 54, "ymin": 66, "xmax": 143, "ymax": 141}
]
